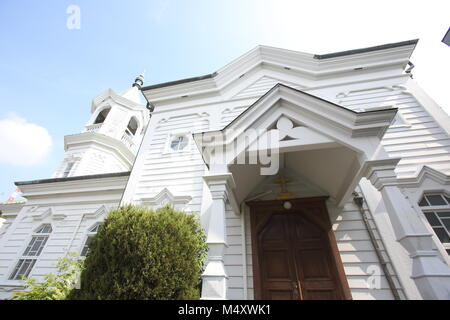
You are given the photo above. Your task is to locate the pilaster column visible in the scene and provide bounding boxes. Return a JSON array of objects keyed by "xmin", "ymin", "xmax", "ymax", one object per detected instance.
[
  {"xmin": 200, "ymin": 173, "xmax": 236, "ymax": 300},
  {"xmin": 365, "ymin": 159, "xmax": 450, "ymax": 299}
]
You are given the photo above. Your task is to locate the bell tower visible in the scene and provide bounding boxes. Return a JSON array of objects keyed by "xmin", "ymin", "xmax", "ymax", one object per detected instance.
[{"xmin": 53, "ymin": 74, "xmax": 149, "ymax": 178}]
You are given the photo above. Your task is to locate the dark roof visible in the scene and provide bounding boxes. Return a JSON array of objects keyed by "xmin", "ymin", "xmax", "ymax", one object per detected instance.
[
  {"xmin": 15, "ymin": 171, "xmax": 130, "ymax": 186},
  {"xmin": 141, "ymin": 40, "xmax": 419, "ymax": 91},
  {"xmin": 141, "ymin": 72, "xmax": 217, "ymax": 91},
  {"xmin": 313, "ymin": 39, "xmax": 418, "ymax": 60}
]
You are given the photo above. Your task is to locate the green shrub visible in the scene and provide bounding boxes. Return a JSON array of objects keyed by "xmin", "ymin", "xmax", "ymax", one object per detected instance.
[
  {"xmin": 11, "ymin": 253, "xmax": 83, "ymax": 300},
  {"xmin": 70, "ymin": 205, "xmax": 208, "ymax": 300}
]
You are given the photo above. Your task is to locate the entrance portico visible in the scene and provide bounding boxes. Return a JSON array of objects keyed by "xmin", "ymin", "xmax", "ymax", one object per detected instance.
[{"xmin": 194, "ymin": 84, "xmax": 450, "ymax": 300}]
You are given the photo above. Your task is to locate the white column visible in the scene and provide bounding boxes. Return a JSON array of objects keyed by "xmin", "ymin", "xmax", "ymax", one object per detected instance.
[
  {"xmin": 201, "ymin": 173, "xmax": 236, "ymax": 300},
  {"xmin": 366, "ymin": 159, "xmax": 450, "ymax": 299}
]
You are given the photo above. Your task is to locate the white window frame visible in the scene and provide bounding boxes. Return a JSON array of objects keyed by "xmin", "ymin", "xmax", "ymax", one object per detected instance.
[
  {"xmin": 418, "ymin": 193, "xmax": 450, "ymax": 255},
  {"xmin": 80, "ymin": 223, "xmax": 102, "ymax": 257},
  {"xmin": 163, "ymin": 131, "xmax": 191, "ymax": 154},
  {"xmin": 8, "ymin": 223, "xmax": 53, "ymax": 281}
]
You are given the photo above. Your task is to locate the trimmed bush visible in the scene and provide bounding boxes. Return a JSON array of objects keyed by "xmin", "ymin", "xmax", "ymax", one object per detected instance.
[{"xmin": 70, "ymin": 205, "xmax": 208, "ymax": 300}]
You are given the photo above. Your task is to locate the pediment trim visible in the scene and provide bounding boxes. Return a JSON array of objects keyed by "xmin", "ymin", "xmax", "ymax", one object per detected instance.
[
  {"xmin": 85, "ymin": 205, "xmax": 109, "ymax": 219},
  {"xmin": 31, "ymin": 207, "xmax": 67, "ymax": 221},
  {"xmin": 397, "ymin": 166, "xmax": 450, "ymax": 188},
  {"xmin": 193, "ymin": 84, "xmax": 396, "ymax": 166},
  {"xmin": 141, "ymin": 188, "xmax": 192, "ymax": 208}
]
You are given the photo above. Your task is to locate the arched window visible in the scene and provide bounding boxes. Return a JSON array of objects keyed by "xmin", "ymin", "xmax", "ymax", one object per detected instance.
[
  {"xmin": 81, "ymin": 223, "xmax": 102, "ymax": 257},
  {"xmin": 419, "ymin": 193, "xmax": 450, "ymax": 255},
  {"xmin": 94, "ymin": 107, "xmax": 111, "ymax": 124},
  {"xmin": 126, "ymin": 117, "xmax": 138, "ymax": 136},
  {"xmin": 9, "ymin": 224, "xmax": 52, "ymax": 280}
]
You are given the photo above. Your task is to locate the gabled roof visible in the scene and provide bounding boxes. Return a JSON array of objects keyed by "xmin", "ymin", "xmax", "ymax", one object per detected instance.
[
  {"xmin": 142, "ymin": 39, "xmax": 418, "ymax": 99},
  {"xmin": 198, "ymin": 83, "xmax": 397, "ymax": 138},
  {"xmin": 193, "ymin": 83, "xmax": 397, "ymax": 171}
]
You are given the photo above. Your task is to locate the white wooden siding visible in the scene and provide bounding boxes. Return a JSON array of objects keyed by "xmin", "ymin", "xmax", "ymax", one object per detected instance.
[
  {"xmin": 0, "ymin": 202, "xmax": 117, "ymax": 289},
  {"xmin": 336, "ymin": 86, "xmax": 450, "ymax": 177},
  {"xmin": 132, "ymin": 114, "xmax": 209, "ymax": 213},
  {"xmin": 233, "ymin": 76, "xmax": 304, "ymax": 100}
]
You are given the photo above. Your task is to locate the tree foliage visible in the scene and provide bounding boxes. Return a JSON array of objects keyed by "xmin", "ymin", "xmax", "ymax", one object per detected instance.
[
  {"xmin": 71, "ymin": 205, "xmax": 208, "ymax": 300},
  {"xmin": 11, "ymin": 253, "xmax": 83, "ymax": 300}
]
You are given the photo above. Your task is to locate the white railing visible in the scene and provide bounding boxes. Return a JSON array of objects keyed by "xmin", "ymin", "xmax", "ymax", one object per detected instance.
[
  {"xmin": 121, "ymin": 133, "xmax": 135, "ymax": 150},
  {"xmin": 84, "ymin": 123, "xmax": 103, "ymax": 133}
]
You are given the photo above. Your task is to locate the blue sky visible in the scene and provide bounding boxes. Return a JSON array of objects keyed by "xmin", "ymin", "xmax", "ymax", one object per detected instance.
[{"xmin": 0, "ymin": 0, "xmax": 449, "ymax": 200}]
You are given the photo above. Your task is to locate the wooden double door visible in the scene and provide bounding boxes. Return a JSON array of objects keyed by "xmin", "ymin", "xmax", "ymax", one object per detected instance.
[{"xmin": 249, "ymin": 197, "xmax": 351, "ymax": 300}]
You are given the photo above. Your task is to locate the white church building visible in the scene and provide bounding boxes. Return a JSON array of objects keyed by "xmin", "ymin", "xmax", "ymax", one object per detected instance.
[{"xmin": 1, "ymin": 39, "xmax": 450, "ymax": 300}]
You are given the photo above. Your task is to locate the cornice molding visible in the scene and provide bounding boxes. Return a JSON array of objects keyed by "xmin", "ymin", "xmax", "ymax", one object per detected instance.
[
  {"xmin": 17, "ymin": 173, "xmax": 128, "ymax": 199},
  {"xmin": 361, "ymin": 158, "xmax": 402, "ymax": 190},
  {"xmin": 143, "ymin": 41, "xmax": 417, "ymax": 103},
  {"xmin": 64, "ymin": 131, "xmax": 135, "ymax": 165}
]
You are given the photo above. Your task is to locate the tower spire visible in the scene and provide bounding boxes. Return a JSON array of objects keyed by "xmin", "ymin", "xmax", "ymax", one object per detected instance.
[{"xmin": 132, "ymin": 70, "xmax": 146, "ymax": 89}]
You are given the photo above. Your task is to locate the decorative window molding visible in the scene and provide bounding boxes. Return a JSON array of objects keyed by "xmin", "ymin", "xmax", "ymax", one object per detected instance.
[
  {"xmin": 31, "ymin": 208, "xmax": 67, "ymax": 221},
  {"xmin": 141, "ymin": 188, "xmax": 192, "ymax": 211},
  {"xmin": 85, "ymin": 205, "xmax": 109, "ymax": 219}
]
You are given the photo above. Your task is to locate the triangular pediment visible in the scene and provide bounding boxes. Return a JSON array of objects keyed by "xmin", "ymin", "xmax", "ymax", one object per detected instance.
[
  {"xmin": 31, "ymin": 207, "xmax": 67, "ymax": 221},
  {"xmin": 194, "ymin": 83, "xmax": 397, "ymax": 166},
  {"xmin": 140, "ymin": 188, "xmax": 192, "ymax": 211},
  {"xmin": 85, "ymin": 205, "xmax": 109, "ymax": 219}
]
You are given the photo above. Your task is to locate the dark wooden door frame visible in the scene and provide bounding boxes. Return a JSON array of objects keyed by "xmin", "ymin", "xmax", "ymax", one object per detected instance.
[{"xmin": 247, "ymin": 196, "xmax": 352, "ymax": 300}]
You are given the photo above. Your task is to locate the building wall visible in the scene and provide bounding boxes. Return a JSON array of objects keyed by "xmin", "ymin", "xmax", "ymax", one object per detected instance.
[
  {"xmin": 0, "ymin": 174, "xmax": 128, "ymax": 299},
  {"xmin": 122, "ymin": 59, "xmax": 450, "ymax": 300}
]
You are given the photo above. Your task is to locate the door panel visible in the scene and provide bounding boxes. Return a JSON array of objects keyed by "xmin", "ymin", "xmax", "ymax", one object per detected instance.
[
  {"xmin": 256, "ymin": 203, "xmax": 345, "ymax": 300},
  {"xmin": 259, "ymin": 214, "xmax": 299, "ymax": 299}
]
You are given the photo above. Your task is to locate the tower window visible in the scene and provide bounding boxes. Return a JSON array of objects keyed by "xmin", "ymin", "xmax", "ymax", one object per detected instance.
[
  {"xmin": 419, "ymin": 194, "xmax": 450, "ymax": 255},
  {"xmin": 94, "ymin": 107, "xmax": 111, "ymax": 124},
  {"xmin": 9, "ymin": 224, "xmax": 52, "ymax": 280},
  {"xmin": 126, "ymin": 117, "xmax": 138, "ymax": 137},
  {"xmin": 62, "ymin": 162, "xmax": 75, "ymax": 178}
]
